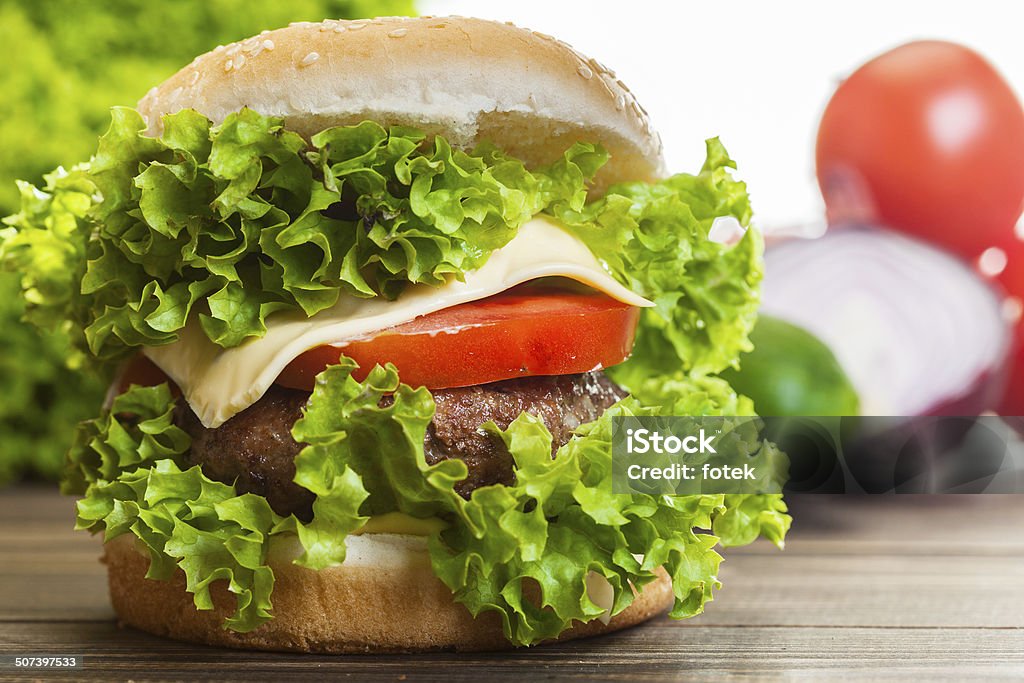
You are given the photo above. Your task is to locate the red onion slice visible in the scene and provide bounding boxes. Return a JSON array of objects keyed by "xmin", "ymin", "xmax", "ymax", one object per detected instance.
[{"xmin": 761, "ymin": 225, "xmax": 1011, "ymax": 417}]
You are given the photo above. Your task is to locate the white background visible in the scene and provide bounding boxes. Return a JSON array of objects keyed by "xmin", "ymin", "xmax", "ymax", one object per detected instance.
[{"xmin": 421, "ymin": 0, "xmax": 1024, "ymax": 232}]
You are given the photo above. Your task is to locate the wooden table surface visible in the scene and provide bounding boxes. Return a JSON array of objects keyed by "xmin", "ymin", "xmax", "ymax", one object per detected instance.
[{"xmin": 1, "ymin": 487, "xmax": 1022, "ymax": 681}]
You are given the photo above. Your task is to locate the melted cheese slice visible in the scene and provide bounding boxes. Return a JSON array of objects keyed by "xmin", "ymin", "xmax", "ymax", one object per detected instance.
[{"xmin": 146, "ymin": 217, "xmax": 652, "ymax": 428}]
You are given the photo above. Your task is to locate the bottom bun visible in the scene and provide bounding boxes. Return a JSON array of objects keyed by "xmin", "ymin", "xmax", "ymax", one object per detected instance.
[{"xmin": 103, "ymin": 533, "xmax": 673, "ymax": 653}]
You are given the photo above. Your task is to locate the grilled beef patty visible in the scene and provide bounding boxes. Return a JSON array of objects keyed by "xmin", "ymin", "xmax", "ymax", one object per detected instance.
[{"xmin": 175, "ymin": 371, "xmax": 626, "ymax": 518}]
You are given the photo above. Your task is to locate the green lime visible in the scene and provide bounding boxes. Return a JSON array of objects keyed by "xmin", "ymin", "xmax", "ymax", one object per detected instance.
[{"xmin": 723, "ymin": 316, "xmax": 859, "ymax": 417}]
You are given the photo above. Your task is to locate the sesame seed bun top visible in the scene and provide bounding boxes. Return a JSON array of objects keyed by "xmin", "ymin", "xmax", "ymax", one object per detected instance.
[{"xmin": 137, "ymin": 16, "xmax": 664, "ymax": 194}]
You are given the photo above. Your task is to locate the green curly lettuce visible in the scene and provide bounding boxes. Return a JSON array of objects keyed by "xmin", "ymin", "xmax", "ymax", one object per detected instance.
[
  {"xmin": 552, "ymin": 138, "xmax": 759, "ymax": 379},
  {"xmin": 1, "ymin": 108, "xmax": 603, "ymax": 362},
  {"xmin": 62, "ymin": 382, "xmax": 190, "ymax": 495},
  {"xmin": 67, "ymin": 382, "xmax": 280, "ymax": 631},
  {"xmin": 70, "ymin": 363, "xmax": 789, "ymax": 640},
  {"xmin": 77, "ymin": 458, "xmax": 282, "ymax": 631},
  {"xmin": 2, "ymin": 109, "xmax": 755, "ymax": 382}
]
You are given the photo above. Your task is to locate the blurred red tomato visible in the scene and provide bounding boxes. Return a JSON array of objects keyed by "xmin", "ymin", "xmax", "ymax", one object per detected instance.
[
  {"xmin": 816, "ymin": 40, "xmax": 1024, "ymax": 260},
  {"xmin": 995, "ymin": 253, "xmax": 1024, "ymax": 416},
  {"xmin": 1001, "ymin": 352, "xmax": 1024, "ymax": 416}
]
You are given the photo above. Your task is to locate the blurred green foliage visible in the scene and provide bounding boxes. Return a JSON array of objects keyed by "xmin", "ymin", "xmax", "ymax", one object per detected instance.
[
  {"xmin": 0, "ymin": 0, "xmax": 416, "ymax": 214},
  {"xmin": 0, "ymin": 0, "xmax": 415, "ymax": 485},
  {"xmin": 0, "ymin": 286, "xmax": 106, "ymax": 483}
]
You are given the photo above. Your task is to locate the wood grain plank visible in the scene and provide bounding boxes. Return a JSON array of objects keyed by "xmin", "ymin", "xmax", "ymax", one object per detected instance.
[
  {"xmin": 703, "ymin": 553, "xmax": 1024, "ymax": 628},
  {"xmin": 0, "ymin": 485, "xmax": 77, "ymax": 522},
  {"xmin": 1, "ymin": 621, "xmax": 1022, "ymax": 681}
]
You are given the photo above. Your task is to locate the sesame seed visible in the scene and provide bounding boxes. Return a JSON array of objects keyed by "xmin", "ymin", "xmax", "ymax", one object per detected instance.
[
  {"xmin": 226, "ymin": 45, "xmax": 240, "ymax": 56},
  {"xmin": 348, "ymin": 22, "xmax": 367, "ymax": 31},
  {"xmin": 333, "ymin": 25, "xmax": 347, "ymax": 33},
  {"xmin": 224, "ymin": 59, "xmax": 233, "ymax": 72},
  {"xmin": 597, "ymin": 76, "xmax": 617, "ymax": 100},
  {"xmin": 262, "ymin": 39, "xmax": 275, "ymax": 50},
  {"xmin": 389, "ymin": 28, "xmax": 408, "ymax": 38},
  {"xmin": 615, "ymin": 94, "xmax": 626, "ymax": 111},
  {"xmin": 233, "ymin": 54, "xmax": 246, "ymax": 70},
  {"xmin": 577, "ymin": 64, "xmax": 593, "ymax": 79},
  {"xmin": 170, "ymin": 86, "xmax": 183, "ymax": 100},
  {"xmin": 189, "ymin": 71, "xmax": 200, "ymax": 85},
  {"xmin": 300, "ymin": 52, "xmax": 320, "ymax": 67}
]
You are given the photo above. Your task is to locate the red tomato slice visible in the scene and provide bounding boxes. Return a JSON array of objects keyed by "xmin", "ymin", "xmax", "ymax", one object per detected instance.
[{"xmin": 276, "ymin": 285, "xmax": 640, "ymax": 391}]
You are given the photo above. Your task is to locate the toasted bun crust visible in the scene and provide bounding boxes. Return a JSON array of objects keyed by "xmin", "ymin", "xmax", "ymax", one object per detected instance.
[
  {"xmin": 104, "ymin": 534, "xmax": 672, "ymax": 653},
  {"xmin": 137, "ymin": 16, "xmax": 663, "ymax": 194}
]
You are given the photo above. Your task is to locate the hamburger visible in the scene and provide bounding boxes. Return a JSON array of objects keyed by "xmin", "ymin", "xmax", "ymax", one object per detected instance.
[{"xmin": 1, "ymin": 16, "xmax": 790, "ymax": 652}]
